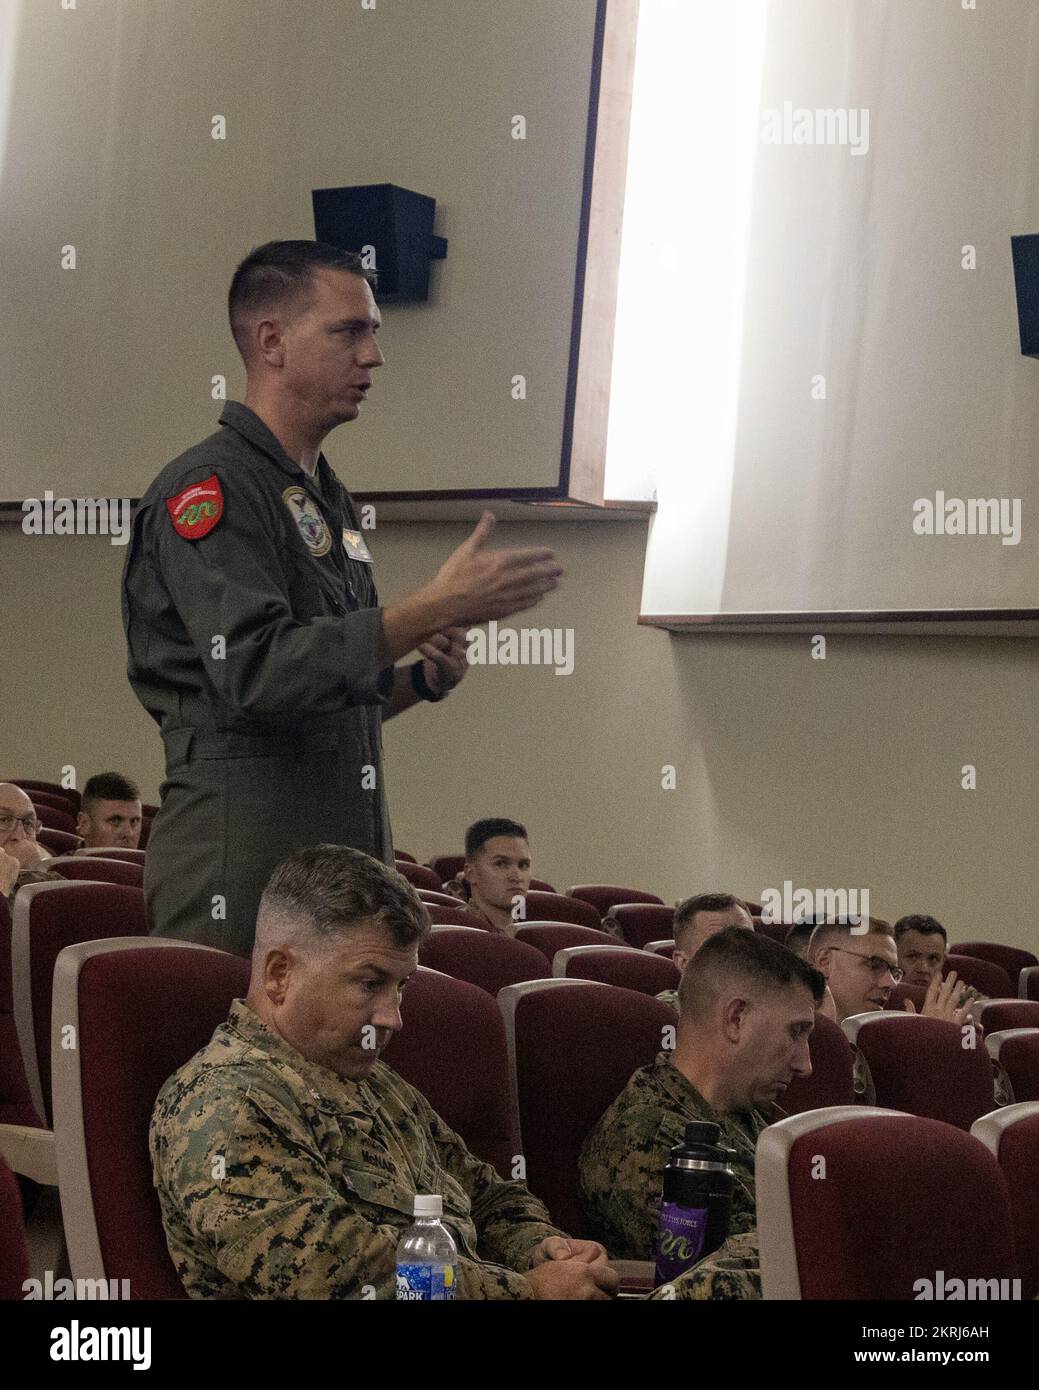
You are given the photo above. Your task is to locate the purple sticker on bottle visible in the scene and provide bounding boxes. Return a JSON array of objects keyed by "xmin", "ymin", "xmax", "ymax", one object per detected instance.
[{"xmin": 655, "ymin": 1203, "xmax": 708, "ymax": 1284}]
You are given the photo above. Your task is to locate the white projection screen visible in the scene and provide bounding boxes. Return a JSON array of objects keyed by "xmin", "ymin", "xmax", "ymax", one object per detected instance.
[{"xmin": 633, "ymin": 0, "xmax": 1039, "ymax": 632}]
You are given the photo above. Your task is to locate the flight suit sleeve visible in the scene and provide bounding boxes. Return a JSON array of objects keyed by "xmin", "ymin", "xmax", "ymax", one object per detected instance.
[
  {"xmin": 144, "ymin": 467, "xmax": 393, "ymax": 719},
  {"xmin": 152, "ymin": 1077, "xmax": 536, "ymax": 1300},
  {"xmin": 411, "ymin": 1089, "xmax": 570, "ymax": 1273}
]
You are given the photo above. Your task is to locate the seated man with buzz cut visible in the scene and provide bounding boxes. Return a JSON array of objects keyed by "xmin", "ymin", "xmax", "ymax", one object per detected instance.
[
  {"xmin": 151, "ymin": 844, "xmax": 617, "ymax": 1300},
  {"xmin": 579, "ymin": 926, "xmax": 823, "ymax": 1284},
  {"xmin": 75, "ymin": 772, "xmax": 143, "ymax": 850},
  {"xmin": 654, "ymin": 893, "xmax": 754, "ymax": 1011},
  {"xmin": 894, "ymin": 913, "xmax": 985, "ymax": 1011},
  {"xmin": 443, "ymin": 817, "xmax": 532, "ymax": 935}
]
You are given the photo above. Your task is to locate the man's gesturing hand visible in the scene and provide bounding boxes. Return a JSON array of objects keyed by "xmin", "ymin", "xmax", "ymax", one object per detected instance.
[
  {"xmin": 418, "ymin": 627, "xmax": 469, "ymax": 696},
  {"xmin": 428, "ymin": 512, "xmax": 563, "ymax": 626},
  {"xmin": 903, "ymin": 970, "xmax": 972, "ymax": 1026}
]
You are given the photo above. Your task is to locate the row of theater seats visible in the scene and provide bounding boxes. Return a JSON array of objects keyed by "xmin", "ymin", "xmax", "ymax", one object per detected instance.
[{"xmin": 1, "ymin": 909, "xmax": 1037, "ymax": 1301}]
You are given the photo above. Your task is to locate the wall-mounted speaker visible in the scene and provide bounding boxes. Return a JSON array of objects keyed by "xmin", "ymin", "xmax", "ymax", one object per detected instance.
[
  {"xmin": 312, "ymin": 183, "xmax": 448, "ymax": 303},
  {"xmin": 1011, "ymin": 233, "xmax": 1039, "ymax": 358}
]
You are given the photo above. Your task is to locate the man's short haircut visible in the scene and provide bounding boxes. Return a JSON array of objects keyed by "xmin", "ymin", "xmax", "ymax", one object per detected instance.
[
  {"xmin": 257, "ymin": 844, "xmax": 429, "ymax": 949},
  {"xmin": 464, "ymin": 818, "xmax": 529, "ymax": 859},
  {"xmin": 894, "ymin": 914, "xmax": 948, "ymax": 944},
  {"xmin": 808, "ymin": 917, "xmax": 895, "ymax": 960},
  {"xmin": 81, "ymin": 773, "xmax": 140, "ymax": 812},
  {"xmin": 228, "ymin": 240, "xmax": 377, "ymax": 364},
  {"xmin": 678, "ymin": 925, "xmax": 825, "ymax": 1018},
  {"xmin": 673, "ymin": 892, "xmax": 749, "ymax": 949}
]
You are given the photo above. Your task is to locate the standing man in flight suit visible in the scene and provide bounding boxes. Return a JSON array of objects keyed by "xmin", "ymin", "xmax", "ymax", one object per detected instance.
[{"xmin": 123, "ymin": 240, "xmax": 562, "ymax": 957}]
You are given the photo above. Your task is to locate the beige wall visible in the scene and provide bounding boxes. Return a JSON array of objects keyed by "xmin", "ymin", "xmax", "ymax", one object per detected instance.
[{"xmin": 2, "ymin": 517, "xmax": 1037, "ymax": 955}]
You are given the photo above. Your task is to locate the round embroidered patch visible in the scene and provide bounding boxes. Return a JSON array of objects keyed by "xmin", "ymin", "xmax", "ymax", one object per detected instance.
[
  {"xmin": 282, "ymin": 486, "xmax": 331, "ymax": 557},
  {"xmin": 166, "ymin": 475, "xmax": 224, "ymax": 539}
]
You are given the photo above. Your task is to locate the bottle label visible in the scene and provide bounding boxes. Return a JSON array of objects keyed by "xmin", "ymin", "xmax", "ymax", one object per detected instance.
[
  {"xmin": 655, "ymin": 1203, "xmax": 708, "ymax": 1285},
  {"xmin": 395, "ymin": 1262, "xmax": 457, "ymax": 1301}
]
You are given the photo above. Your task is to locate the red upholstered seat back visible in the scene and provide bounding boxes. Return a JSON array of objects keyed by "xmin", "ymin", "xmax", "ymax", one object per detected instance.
[
  {"xmin": 382, "ymin": 968, "xmax": 517, "ymax": 1178},
  {"xmin": 75, "ymin": 945, "xmax": 249, "ymax": 1298},
  {"xmin": 428, "ymin": 855, "xmax": 464, "ymax": 882},
  {"xmin": 0, "ymin": 895, "xmax": 43, "ymax": 1129},
  {"xmin": 888, "ymin": 983, "xmax": 928, "ymax": 1012},
  {"xmin": 1024, "ymin": 969, "xmax": 1039, "ymax": 1002},
  {"xmin": 853, "ymin": 1015, "xmax": 996, "ymax": 1129},
  {"xmin": 10, "ymin": 779, "xmax": 80, "ymax": 812},
  {"xmin": 27, "ymin": 790, "xmax": 76, "ymax": 814},
  {"xmin": 25, "ymin": 884, "xmax": 147, "ymax": 1124},
  {"xmin": 944, "ymin": 953, "xmax": 1013, "ymax": 998},
  {"xmin": 0, "ymin": 1156, "xmax": 29, "ymax": 1301},
  {"xmin": 568, "ymin": 886, "xmax": 664, "ymax": 915},
  {"xmin": 394, "ymin": 861, "xmax": 443, "ymax": 893},
  {"xmin": 515, "ymin": 923, "xmax": 620, "ymax": 960},
  {"xmin": 509, "ymin": 984, "xmax": 673, "ymax": 1234},
  {"xmin": 994, "ymin": 1112, "xmax": 1039, "ymax": 1299},
  {"xmin": 423, "ymin": 904, "xmax": 495, "ymax": 930},
  {"xmin": 30, "ymin": 804, "xmax": 78, "ymax": 835},
  {"xmin": 979, "ymin": 1001, "xmax": 1039, "ymax": 1033},
  {"xmin": 393, "ymin": 851, "xmax": 417, "ymax": 863},
  {"xmin": 605, "ymin": 904, "xmax": 676, "ymax": 948},
  {"xmin": 780, "ymin": 1015, "xmax": 856, "ymax": 1114},
  {"xmin": 998, "ymin": 1033, "xmax": 1039, "ymax": 1102},
  {"xmin": 787, "ymin": 1115, "xmax": 1014, "ymax": 1299},
  {"xmin": 559, "ymin": 946, "xmax": 680, "ymax": 996},
  {"xmin": 952, "ymin": 941, "xmax": 1038, "ymax": 981},
  {"xmin": 36, "ymin": 828, "xmax": 82, "ymax": 856},
  {"xmin": 418, "ymin": 928, "xmax": 550, "ymax": 995},
  {"xmin": 75, "ymin": 849, "xmax": 146, "ymax": 866},
  {"xmin": 47, "ymin": 857, "xmax": 144, "ymax": 888},
  {"xmin": 523, "ymin": 892, "xmax": 601, "ymax": 930}
]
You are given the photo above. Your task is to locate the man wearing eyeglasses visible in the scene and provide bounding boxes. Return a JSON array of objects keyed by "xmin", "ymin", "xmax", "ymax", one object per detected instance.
[
  {"xmin": 0, "ymin": 784, "xmax": 63, "ymax": 901},
  {"xmin": 809, "ymin": 918, "xmax": 972, "ymax": 1026}
]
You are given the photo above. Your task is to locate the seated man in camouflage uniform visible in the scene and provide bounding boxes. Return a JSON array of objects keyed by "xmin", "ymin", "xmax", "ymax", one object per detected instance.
[
  {"xmin": 579, "ymin": 927, "xmax": 824, "ymax": 1268},
  {"xmin": 895, "ymin": 914, "xmax": 986, "ymax": 1013},
  {"xmin": 655, "ymin": 892, "xmax": 755, "ymax": 1011},
  {"xmin": 150, "ymin": 844, "xmax": 618, "ymax": 1300},
  {"xmin": 0, "ymin": 784, "xmax": 65, "ymax": 901}
]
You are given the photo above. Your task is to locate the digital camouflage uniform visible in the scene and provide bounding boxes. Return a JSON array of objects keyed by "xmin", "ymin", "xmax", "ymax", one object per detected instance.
[
  {"xmin": 578, "ymin": 1051, "xmax": 775, "ymax": 1260},
  {"xmin": 150, "ymin": 1000, "xmax": 568, "ymax": 1299},
  {"xmin": 646, "ymin": 1230, "xmax": 762, "ymax": 1300}
]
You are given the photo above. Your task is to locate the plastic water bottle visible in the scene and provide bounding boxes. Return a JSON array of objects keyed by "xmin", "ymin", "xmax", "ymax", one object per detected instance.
[{"xmin": 395, "ymin": 1195, "xmax": 458, "ymax": 1300}]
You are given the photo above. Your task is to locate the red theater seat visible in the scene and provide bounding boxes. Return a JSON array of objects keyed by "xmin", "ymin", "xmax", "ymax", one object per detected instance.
[
  {"xmin": 758, "ymin": 1108, "xmax": 1015, "ymax": 1299},
  {"xmin": 498, "ymin": 979, "xmax": 673, "ymax": 1234},
  {"xmin": 568, "ymin": 885, "xmax": 664, "ymax": 916},
  {"xmin": 974, "ymin": 1000, "xmax": 1039, "ymax": 1033},
  {"xmin": 393, "ymin": 851, "xmax": 417, "ymax": 863},
  {"xmin": 36, "ymin": 828, "xmax": 82, "ymax": 856},
  {"xmin": 51, "ymin": 938, "xmax": 249, "ymax": 1298},
  {"xmin": 523, "ymin": 892, "xmax": 601, "ymax": 931},
  {"xmin": 944, "ymin": 953, "xmax": 1012, "ymax": 999},
  {"xmin": 842, "ymin": 1012, "xmax": 996, "ymax": 1130},
  {"xmin": 394, "ymin": 861, "xmax": 443, "ymax": 893},
  {"xmin": 514, "ymin": 923, "xmax": 622, "ymax": 961},
  {"xmin": 952, "ymin": 941, "xmax": 1038, "ymax": 986},
  {"xmin": 75, "ymin": 848, "xmax": 146, "ymax": 865},
  {"xmin": 30, "ymin": 804, "xmax": 79, "ymax": 836},
  {"xmin": 0, "ymin": 1156, "xmax": 29, "ymax": 1301},
  {"xmin": 604, "ymin": 904, "xmax": 675, "ymax": 948},
  {"xmin": 418, "ymin": 927, "xmax": 550, "ymax": 995},
  {"xmin": 423, "ymin": 904, "xmax": 496, "ymax": 930},
  {"xmin": 972, "ymin": 1102, "xmax": 1039, "ymax": 1299},
  {"xmin": 382, "ymin": 967, "xmax": 518, "ymax": 1178},
  {"xmin": 780, "ymin": 1014, "xmax": 856, "ymax": 1115},
  {"xmin": 752, "ymin": 917, "xmax": 791, "ymax": 945},
  {"xmin": 428, "ymin": 854, "xmax": 464, "ymax": 882},
  {"xmin": 986, "ymin": 1030, "xmax": 1039, "ymax": 1103},
  {"xmin": 12, "ymin": 882, "xmax": 147, "ymax": 1126},
  {"xmin": 46, "ymin": 857, "xmax": 144, "ymax": 889},
  {"xmin": 643, "ymin": 939, "xmax": 677, "ymax": 957},
  {"xmin": 552, "ymin": 945, "xmax": 680, "ymax": 997},
  {"xmin": 888, "ymin": 983, "xmax": 928, "ymax": 1012},
  {"xmin": 10, "ymin": 780, "xmax": 80, "ymax": 812},
  {"xmin": 0, "ymin": 894, "xmax": 43, "ymax": 1135},
  {"xmin": 27, "ymin": 790, "xmax": 77, "ymax": 815},
  {"xmin": 417, "ymin": 889, "xmax": 466, "ymax": 909},
  {"xmin": 1019, "ymin": 968, "xmax": 1039, "ymax": 1002}
]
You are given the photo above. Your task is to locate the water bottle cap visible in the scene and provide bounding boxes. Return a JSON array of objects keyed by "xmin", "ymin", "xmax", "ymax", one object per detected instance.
[
  {"xmin": 683, "ymin": 1121, "xmax": 721, "ymax": 1146},
  {"xmin": 413, "ymin": 1194, "xmax": 443, "ymax": 1218}
]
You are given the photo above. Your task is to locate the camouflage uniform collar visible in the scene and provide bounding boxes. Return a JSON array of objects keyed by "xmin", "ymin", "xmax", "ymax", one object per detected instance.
[
  {"xmin": 655, "ymin": 1051, "xmax": 768, "ymax": 1129},
  {"xmin": 225, "ymin": 998, "xmax": 367, "ymax": 1101},
  {"xmin": 219, "ymin": 401, "xmax": 334, "ymax": 492}
]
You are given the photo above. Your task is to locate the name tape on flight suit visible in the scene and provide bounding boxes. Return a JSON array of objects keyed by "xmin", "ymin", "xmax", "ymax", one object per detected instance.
[{"xmin": 166, "ymin": 475, "xmax": 224, "ymax": 539}]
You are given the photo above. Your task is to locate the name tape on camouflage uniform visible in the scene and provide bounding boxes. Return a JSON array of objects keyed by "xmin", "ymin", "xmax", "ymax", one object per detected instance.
[{"xmin": 166, "ymin": 475, "xmax": 224, "ymax": 539}]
